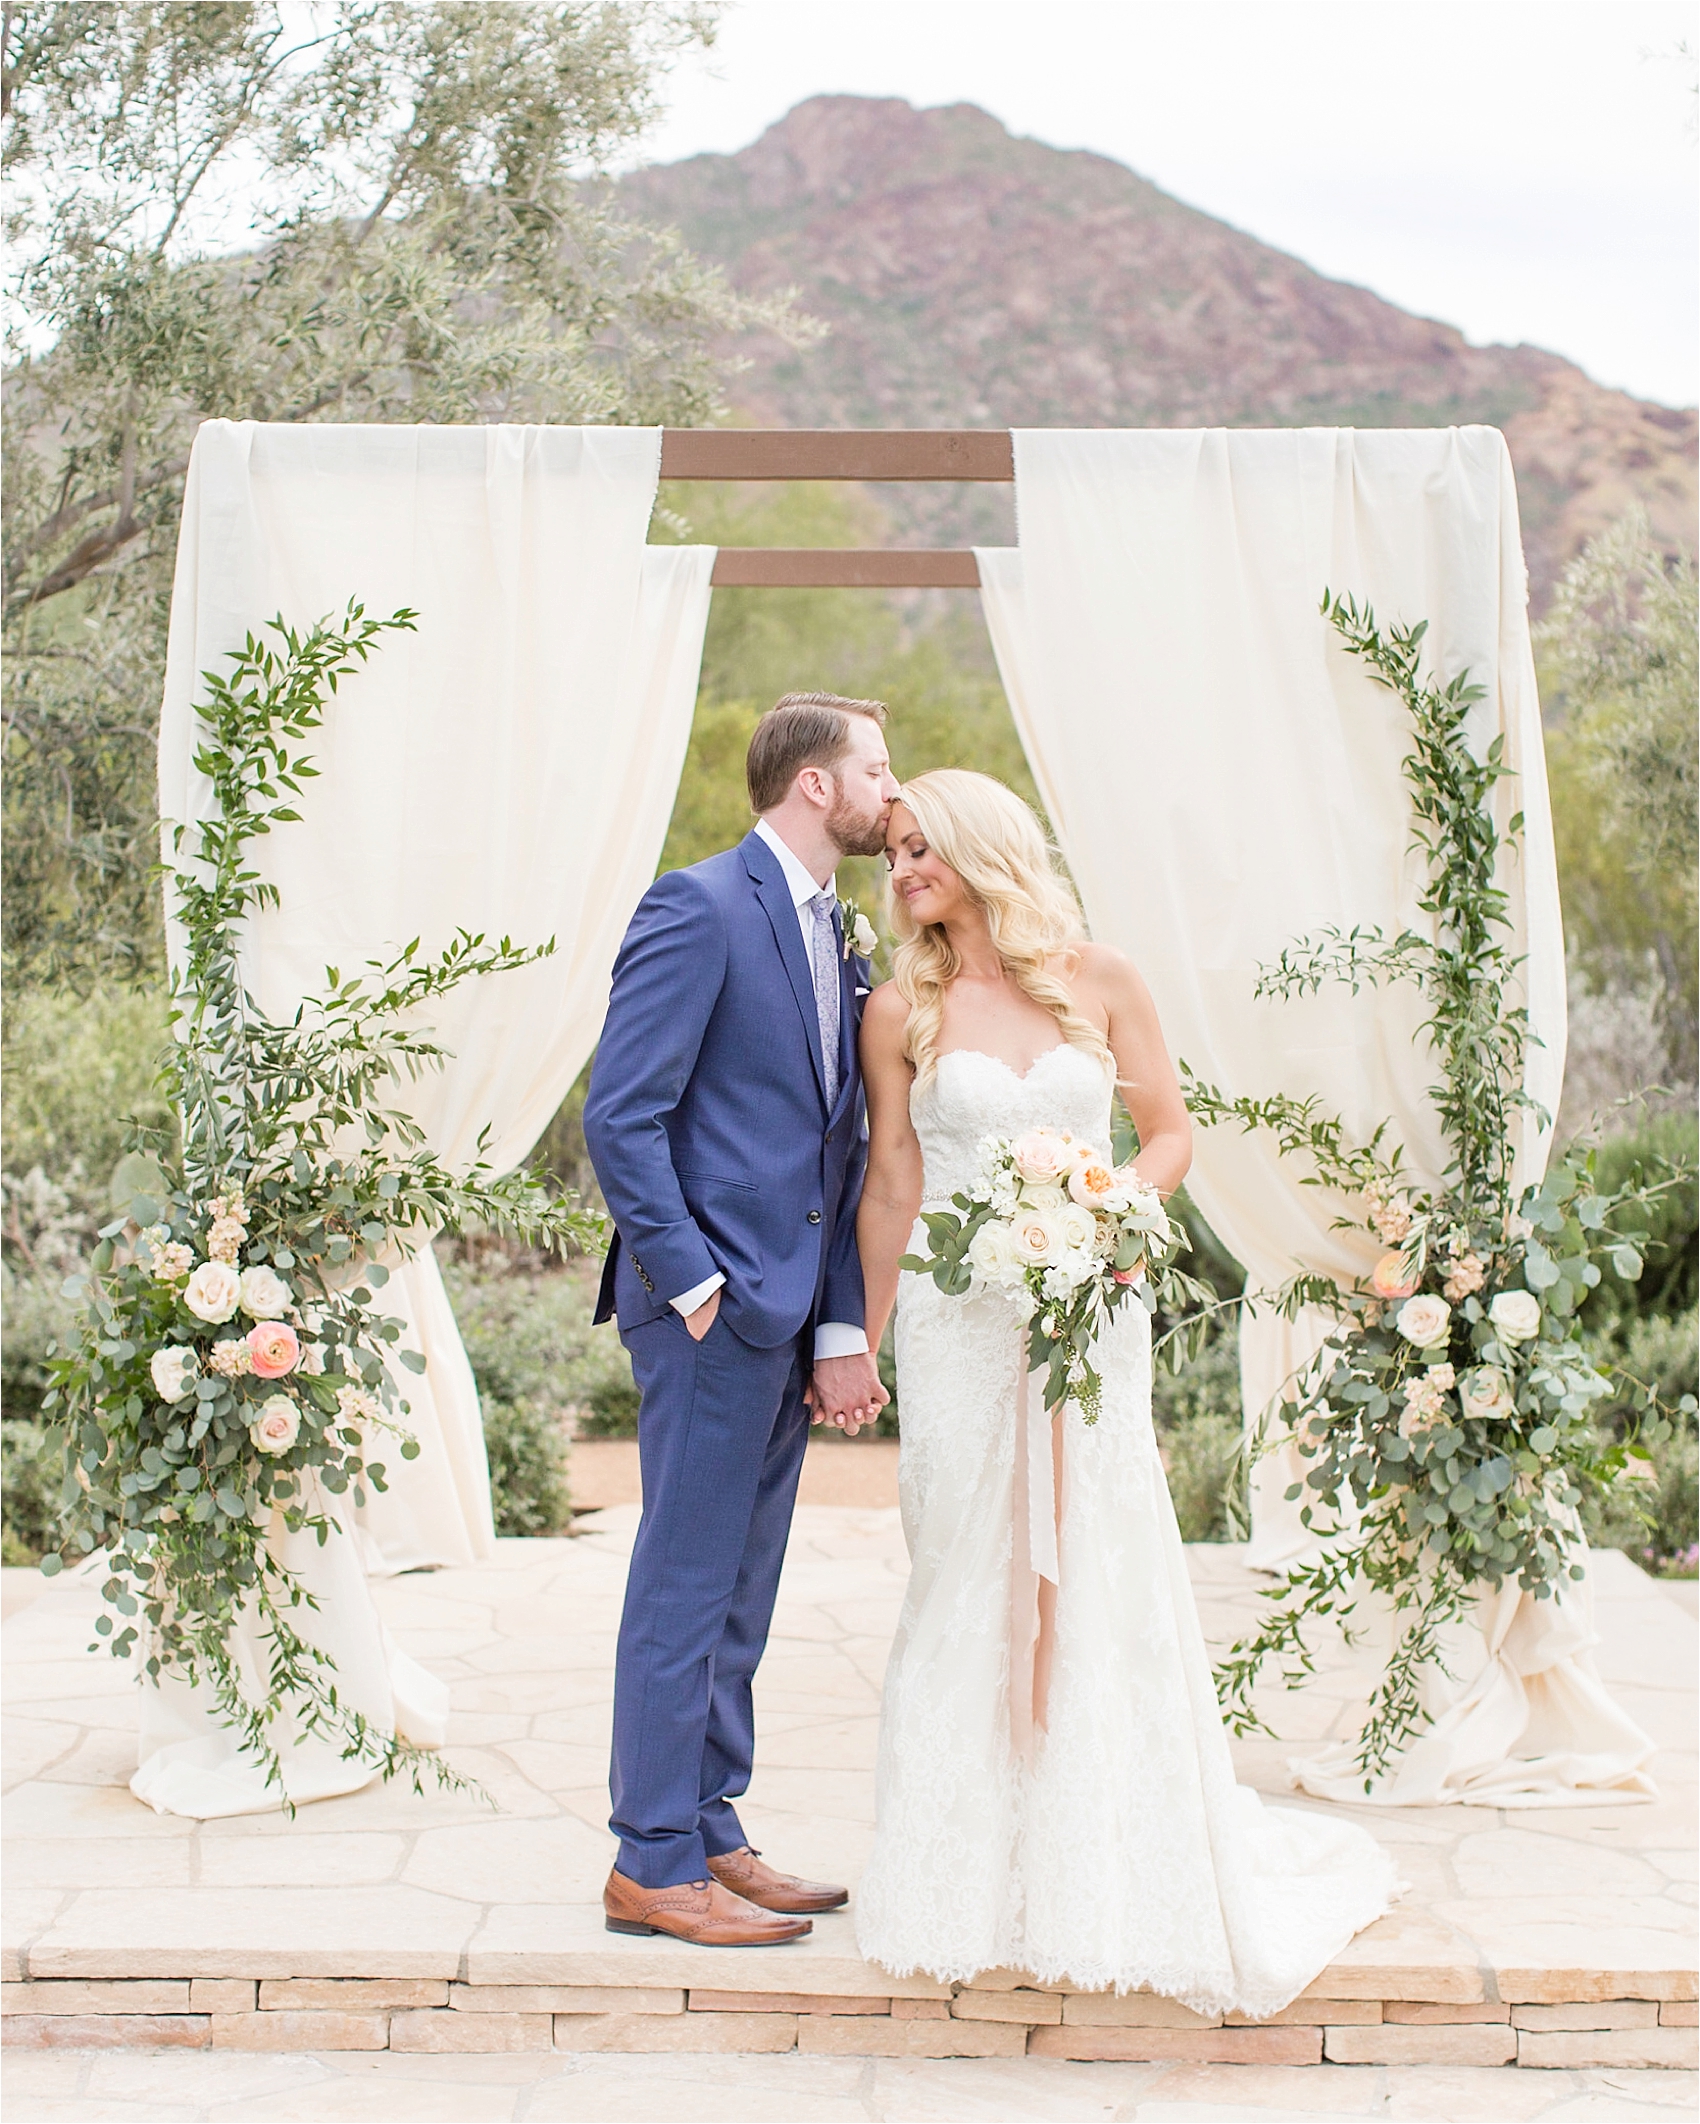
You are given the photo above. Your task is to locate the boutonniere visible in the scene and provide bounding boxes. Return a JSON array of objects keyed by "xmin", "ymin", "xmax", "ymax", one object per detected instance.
[{"xmin": 839, "ymin": 897, "xmax": 878, "ymax": 961}]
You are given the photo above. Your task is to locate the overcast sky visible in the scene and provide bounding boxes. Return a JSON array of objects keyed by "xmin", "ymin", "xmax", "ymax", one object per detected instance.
[{"xmin": 627, "ymin": 0, "xmax": 1698, "ymax": 409}]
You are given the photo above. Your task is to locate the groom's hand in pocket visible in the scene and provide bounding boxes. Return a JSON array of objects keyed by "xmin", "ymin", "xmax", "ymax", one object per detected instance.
[
  {"xmin": 683, "ymin": 1289, "xmax": 721, "ymax": 1341},
  {"xmin": 809, "ymin": 1352, "xmax": 888, "ymax": 1436}
]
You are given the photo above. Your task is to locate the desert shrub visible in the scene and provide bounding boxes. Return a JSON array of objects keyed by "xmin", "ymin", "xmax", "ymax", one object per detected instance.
[
  {"xmin": 1, "ymin": 987, "xmax": 172, "ymax": 1227},
  {"xmin": 1153, "ymin": 1331, "xmax": 1246, "ymax": 1543},
  {"xmin": 1576, "ymin": 1111, "xmax": 1698, "ymax": 1326},
  {"xmin": 1, "ymin": 1418, "xmax": 64, "ymax": 1566},
  {"xmin": 1, "ymin": 1267, "xmax": 80, "ymax": 1423},
  {"xmin": 482, "ymin": 1399, "xmax": 572, "ymax": 1537}
]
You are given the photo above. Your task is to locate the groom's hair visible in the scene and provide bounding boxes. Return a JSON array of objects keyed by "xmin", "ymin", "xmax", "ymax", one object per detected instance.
[{"xmin": 747, "ymin": 693, "xmax": 888, "ymax": 814}]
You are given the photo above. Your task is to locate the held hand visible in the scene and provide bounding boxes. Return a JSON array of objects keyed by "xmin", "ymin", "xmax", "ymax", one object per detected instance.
[
  {"xmin": 683, "ymin": 1288, "xmax": 721, "ymax": 1342},
  {"xmin": 809, "ymin": 1352, "xmax": 888, "ymax": 1437}
]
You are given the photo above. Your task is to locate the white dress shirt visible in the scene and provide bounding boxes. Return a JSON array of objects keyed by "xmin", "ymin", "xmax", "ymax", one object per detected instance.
[{"xmin": 669, "ymin": 819, "xmax": 869, "ymax": 1360}]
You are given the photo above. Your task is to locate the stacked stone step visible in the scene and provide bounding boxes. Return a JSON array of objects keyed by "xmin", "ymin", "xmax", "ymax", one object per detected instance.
[{"xmin": 3, "ymin": 1972, "xmax": 1695, "ymax": 2066}]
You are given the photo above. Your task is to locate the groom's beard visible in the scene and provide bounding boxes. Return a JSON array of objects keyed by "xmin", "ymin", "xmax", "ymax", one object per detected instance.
[{"xmin": 826, "ymin": 794, "xmax": 890, "ymax": 860}]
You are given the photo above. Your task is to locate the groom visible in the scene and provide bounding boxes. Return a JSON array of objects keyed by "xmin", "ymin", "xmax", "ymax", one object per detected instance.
[{"xmin": 584, "ymin": 693, "xmax": 897, "ymax": 1947}]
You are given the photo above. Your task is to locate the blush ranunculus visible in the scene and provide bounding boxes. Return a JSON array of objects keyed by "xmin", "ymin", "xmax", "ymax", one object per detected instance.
[{"xmin": 246, "ymin": 1319, "xmax": 301, "ymax": 1378}]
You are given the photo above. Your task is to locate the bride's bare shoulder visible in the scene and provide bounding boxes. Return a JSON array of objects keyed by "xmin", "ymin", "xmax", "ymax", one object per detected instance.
[
  {"xmin": 861, "ymin": 979, "xmax": 911, "ymax": 1041},
  {"xmin": 1066, "ymin": 941, "xmax": 1154, "ymax": 1007}
]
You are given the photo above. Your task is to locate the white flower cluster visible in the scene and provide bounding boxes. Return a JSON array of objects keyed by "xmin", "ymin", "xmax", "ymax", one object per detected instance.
[{"xmin": 962, "ymin": 1128, "xmax": 1168, "ymax": 1313}]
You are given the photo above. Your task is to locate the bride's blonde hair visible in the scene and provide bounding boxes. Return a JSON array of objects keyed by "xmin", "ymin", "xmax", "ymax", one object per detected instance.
[{"xmin": 888, "ymin": 770, "xmax": 1109, "ymax": 1087}]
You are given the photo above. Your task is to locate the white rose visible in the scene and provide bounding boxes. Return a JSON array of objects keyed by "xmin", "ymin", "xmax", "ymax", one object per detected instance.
[
  {"xmin": 1054, "ymin": 1202, "xmax": 1098, "ymax": 1255},
  {"xmin": 183, "ymin": 1259, "xmax": 242, "ymax": 1323},
  {"xmin": 968, "ymin": 1219, "xmax": 1025, "ymax": 1288},
  {"xmin": 1011, "ymin": 1129, "xmax": 1074, "ymax": 1186},
  {"xmin": 249, "ymin": 1395, "xmax": 301, "ymax": 1456},
  {"xmin": 1395, "ymin": 1294, "xmax": 1452, "ymax": 1349},
  {"xmin": 150, "ymin": 1346, "xmax": 198, "ymax": 1403},
  {"xmin": 1488, "ymin": 1289, "xmax": 1542, "ymax": 1343},
  {"xmin": 850, "ymin": 910, "xmax": 877, "ymax": 958},
  {"xmin": 239, "ymin": 1265, "xmax": 294, "ymax": 1319},
  {"xmin": 1459, "ymin": 1365, "xmax": 1515, "ymax": 1422},
  {"xmin": 1011, "ymin": 1209, "xmax": 1063, "ymax": 1267},
  {"xmin": 1019, "ymin": 1182, "xmax": 1068, "ymax": 1213}
]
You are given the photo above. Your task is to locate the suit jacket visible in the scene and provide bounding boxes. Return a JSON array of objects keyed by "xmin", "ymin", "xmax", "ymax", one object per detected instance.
[{"xmin": 584, "ymin": 829, "xmax": 870, "ymax": 1349}]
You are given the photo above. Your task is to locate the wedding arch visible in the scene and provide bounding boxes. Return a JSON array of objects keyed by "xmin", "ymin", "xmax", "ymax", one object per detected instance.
[{"xmin": 133, "ymin": 415, "xmax": 1591, "ymax": 1813}]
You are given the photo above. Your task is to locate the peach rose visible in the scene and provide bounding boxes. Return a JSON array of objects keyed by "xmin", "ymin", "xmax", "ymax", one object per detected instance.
[
  {"xmin": 1068, "ymin": 1158, "xmax": 1122, "ymax": 1210},
  {"xmin": 1371, "ymin": 1253, "xmax": 1418, "ymax": 1301},
  {"xmin": 246, "ymin": 1320, "xmax": 301, "ymax": 1379}
]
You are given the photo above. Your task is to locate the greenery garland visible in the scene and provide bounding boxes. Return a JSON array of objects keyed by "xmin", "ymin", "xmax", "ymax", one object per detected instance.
[
  {"xmin": 1187, "ymin": 593, "xmax": 1692, "ymax": 1784},
  {"xmin": 39, "ymin": 604, "xmax": 604, "ymax": 1802}
]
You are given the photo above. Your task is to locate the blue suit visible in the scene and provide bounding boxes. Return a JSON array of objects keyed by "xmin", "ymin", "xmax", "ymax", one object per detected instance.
[{"xmin": 584, "ymin": 829, "xmax": 869, "ymax": 1886}]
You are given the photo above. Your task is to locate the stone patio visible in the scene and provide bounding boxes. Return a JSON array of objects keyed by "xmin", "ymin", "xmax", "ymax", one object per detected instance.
[{"xmin": 3, "ymin": 1507, "xmax": 1695, "ymax": 2076}]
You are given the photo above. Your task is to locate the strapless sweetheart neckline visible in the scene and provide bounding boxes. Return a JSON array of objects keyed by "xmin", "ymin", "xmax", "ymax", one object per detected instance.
[{"xmin": 934, "ymin": 1043, "xmax": 1077, "ymax": 1084}]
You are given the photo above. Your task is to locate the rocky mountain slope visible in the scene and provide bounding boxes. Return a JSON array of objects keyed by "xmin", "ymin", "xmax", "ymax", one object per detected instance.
[{"xmin": 622, "ymin": 97, "xmax": 1695, "ymax": 604}]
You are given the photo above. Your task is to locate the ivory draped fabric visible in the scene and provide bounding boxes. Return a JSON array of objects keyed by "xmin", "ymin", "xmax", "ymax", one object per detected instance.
[
  {"xmin": 146, "ymin": 421, "xmax": 713, "ymax": 1814},
  {"xmin": 975, "ymin": 429, "xmax": 1650, "ymax": 1808}
]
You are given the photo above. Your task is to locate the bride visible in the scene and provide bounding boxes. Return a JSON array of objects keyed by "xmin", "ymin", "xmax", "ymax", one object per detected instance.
[{"xmin": 851, "ymin": 769, "xmax": 1398, "ymax": 2014}]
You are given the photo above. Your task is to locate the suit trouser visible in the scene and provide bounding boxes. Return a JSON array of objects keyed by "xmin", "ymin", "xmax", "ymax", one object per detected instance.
[{"xmin": 609, "ymin": 1306, "xmax": 811, "ymax": 1887}]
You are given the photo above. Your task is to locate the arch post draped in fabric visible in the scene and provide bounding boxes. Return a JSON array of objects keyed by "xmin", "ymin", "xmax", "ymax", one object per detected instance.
[
  {"xmin": 145, "ymin": 420, "xmax": 713, "ymax": 1815},
  {"xmin": 973, "ymin": 431, "xmax": 1648, "ymax": 1807}
]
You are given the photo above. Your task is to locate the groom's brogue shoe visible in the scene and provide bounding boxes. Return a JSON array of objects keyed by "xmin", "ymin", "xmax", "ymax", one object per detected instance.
[
  {"xmin": 603, "ymin": 1867, "xmax": 812, "ymax": 1946},
  {"xmin": 707, "ymin": 1846, "xmax": 850, "ymax": 1914}
]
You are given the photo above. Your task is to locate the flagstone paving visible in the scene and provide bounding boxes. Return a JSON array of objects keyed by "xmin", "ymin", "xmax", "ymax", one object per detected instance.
[
  {"xmin": 3, "ymin": 1508, "xmax": 1695, "ymax": 2093},
  {"xmin": 4, "ymin": 2045, "xmax": 1698, "ymax": 2122}
]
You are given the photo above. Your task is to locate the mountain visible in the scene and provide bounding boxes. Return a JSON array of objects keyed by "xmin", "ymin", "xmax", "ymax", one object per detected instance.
[{"xmin": 621, "ymin": 97, "xmax": 1696, "ymax": 604}]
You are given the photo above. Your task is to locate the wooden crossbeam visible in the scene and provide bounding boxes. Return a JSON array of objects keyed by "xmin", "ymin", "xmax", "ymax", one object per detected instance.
[
  {"xmin": 709, "ymin": 548, "xmax": 982, "ymax": 589},
  {"xmin": 659, "ymin": 429, "xmax": 1013, "ymax": 483},
  {"xmin": 662, "ymin": 430, "xmax": 1008, "ymax": 585}
]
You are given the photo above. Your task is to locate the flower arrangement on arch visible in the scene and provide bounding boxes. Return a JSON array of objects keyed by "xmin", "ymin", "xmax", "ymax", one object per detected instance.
[
  {"xmin": 38, "ymin": 603, "xmax": 605, "ymax": 1801},
  {"xmin": 900, "ymin": 1125, "xmax": 1205, "ymax": 1423},
  {"xmin": 1186, "ymin": 592, "xmax": 1693, "ymax": 1784}
]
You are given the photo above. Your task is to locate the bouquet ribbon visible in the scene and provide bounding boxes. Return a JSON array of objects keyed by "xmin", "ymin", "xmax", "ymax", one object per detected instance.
[{"xmin": 1010, "ymin": 1354, "xmax": 1063, "ymax": 1761}]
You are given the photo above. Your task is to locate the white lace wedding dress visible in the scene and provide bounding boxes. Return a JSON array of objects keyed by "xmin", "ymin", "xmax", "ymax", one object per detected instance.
[{"xmin": 854, "ymin": 1044, "xmax": 1399, "ymax": 2015}]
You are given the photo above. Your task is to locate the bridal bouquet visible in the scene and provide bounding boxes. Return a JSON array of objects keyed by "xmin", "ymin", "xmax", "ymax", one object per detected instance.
[{"xmin": 900, "ymin": 1126, "xmax": 1193, "ymax": 1422}]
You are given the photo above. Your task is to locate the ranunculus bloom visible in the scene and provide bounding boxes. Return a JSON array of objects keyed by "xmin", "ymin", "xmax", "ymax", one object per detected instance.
[
  {"xmin": 249, "ymin": 1396, "xmax": 300, "ymax": 1456},
  {"xmin": 1371, "ymin": 1253, "xmax": 1418, "ymax": 1300},
  {"xmin": 1395, "ymin": 1294, "xmax": 1452, "ymax": 1349},
  {"xmin": 247, "ymin": 1320, "xmax": 301, "ymax": 1378},
  {"xmin": 239, "ymin": 1265, "xmax": 293, "ymax": 1319},
  {"xmin": 183, "ymin": 1259, "xmax": 242, "ymax": 1323},
  {"xmin": 1459, "ymin": 1365, "xmax": 1514, "ymax": 1422},
  {"xmin": 1488, "ymin": 1289, "xmax": 1542, "ymax": 1343},
  {"xmin": 150, "ymin": 1347, "xmax": 198, "ymax": 1403},
  {"xmin": 1011, "ymin": 1129, "xmax": 1074, "ymax": 1186}
]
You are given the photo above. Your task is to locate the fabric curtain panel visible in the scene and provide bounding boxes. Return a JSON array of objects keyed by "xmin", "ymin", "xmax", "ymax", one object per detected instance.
[
  {"xmin": 146, "ymin": 422, "xmax": 712, "ymax": 1815},
  {"xmin": 973, "ymin": 427, "xmax": 1641, "ymax": 1808},
  {"xmin": 978, "ymin": 426, "xmax": 1565, "ymax": 1572}
]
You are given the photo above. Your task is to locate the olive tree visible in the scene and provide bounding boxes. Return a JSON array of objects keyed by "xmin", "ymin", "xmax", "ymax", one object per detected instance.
[{"xmin": 2, "ymin": 1, "xmax": 805, "ymax": 982}]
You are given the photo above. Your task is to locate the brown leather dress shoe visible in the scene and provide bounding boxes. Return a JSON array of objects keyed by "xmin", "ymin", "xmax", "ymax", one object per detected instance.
[
  {"xmin": 707, "ymin": 1846, "xmax": 850, "ymax": 1914},
  {"xmin": 603, "ymin": 1867, "xmax": 812, "ymax": 1946}
]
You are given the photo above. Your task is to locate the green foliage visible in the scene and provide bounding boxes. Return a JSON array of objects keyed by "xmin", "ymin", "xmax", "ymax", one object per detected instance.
[
  {"xmin": 1578, "ymin": 1113, "xmax": 1697, "ymax": 1325},
  {"xmin": 653, "ymin": 480, "xmax": 1036, "ymax": 928},
  {"xmin": 1152, "ymin": 1332, "xmax": 1246, "ymax": 1544},
  {"xmin": 481, "ymin": 1399, "xmax": 571, "ymax": 1538},
  {"xmin": 1195, "ymin": 594, "xmax": 1696, "ymax": 1784},
  {"xmin": 2, "ymin": 986, "xmax": 171, "ymax": 1227},
  {"xmin": 0, "ymin": 1267, "xmax": 79, "ymax": 1422},
  {"xmin": 41, "ymin": 606, "xmax": 605, "ymax": 1803},
  {"xmin": 2, "ymin": 1, "xmax": 803, "ymax": 984},
  {"xmin": 1, "ymin": 1417, "xmax": 64, "ymax": 1564}
]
